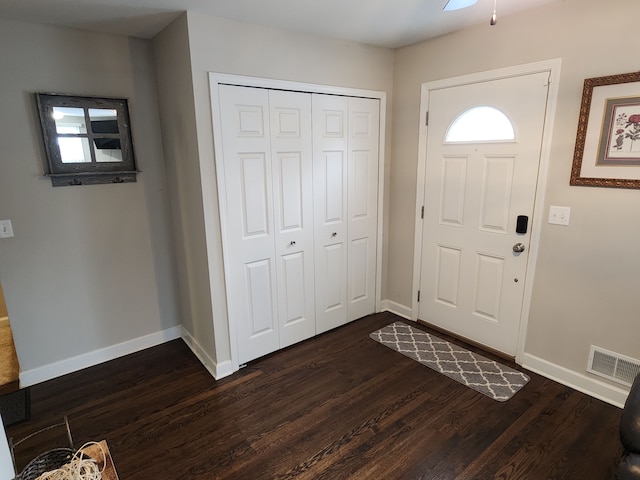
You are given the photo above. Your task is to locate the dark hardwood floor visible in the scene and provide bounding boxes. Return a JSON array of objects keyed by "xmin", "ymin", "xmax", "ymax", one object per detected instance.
[{"xmin": 7, "ymin": 312, "xmax": 623, "ymax": 479}]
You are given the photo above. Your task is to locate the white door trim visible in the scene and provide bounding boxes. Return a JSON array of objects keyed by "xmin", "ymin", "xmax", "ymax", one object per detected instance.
[
  {"xmin": 411, "ymin": 59, "xmax": 562, "ymax": 364},
  {"xmin": 209, "ymin": 73, "xmax": 387, "ymax": 372}
]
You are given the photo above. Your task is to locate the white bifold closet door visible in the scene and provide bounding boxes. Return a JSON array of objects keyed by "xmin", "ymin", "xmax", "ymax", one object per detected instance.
[
  {"xmin": 312, "ymin": 94, "xmax": 380, "ymax": 333},
  {"xmin": 218, "ymin": 84, "xmax": 379, "ymax": 364},
  {"xmin": 219, "ymin": 85, "xmax": 316, "ymax": 364}
]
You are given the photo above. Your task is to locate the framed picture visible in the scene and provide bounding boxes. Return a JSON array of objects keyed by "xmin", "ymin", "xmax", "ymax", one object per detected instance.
[{"xmin": 570, "ymin": 71, "xmax": 640, "ymax": 188}]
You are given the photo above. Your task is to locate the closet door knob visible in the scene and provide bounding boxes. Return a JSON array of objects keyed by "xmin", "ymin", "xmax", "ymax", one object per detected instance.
[
  {"xmin": 289, "ymin": 241, "xmax": 296, "ymax": 246},
  {"xmin": 331, "ymin": 232, "xmax": 337, "ymax": 237}
]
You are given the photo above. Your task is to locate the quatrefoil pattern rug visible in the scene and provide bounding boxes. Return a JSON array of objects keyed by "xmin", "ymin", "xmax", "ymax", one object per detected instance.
[{"xmin": 370, "ymin": 322, "xmax": 529, "ymax": 401}]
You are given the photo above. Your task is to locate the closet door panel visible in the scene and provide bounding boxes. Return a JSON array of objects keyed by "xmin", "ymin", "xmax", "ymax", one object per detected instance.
[
  {"xmin": 241, "ymin": 154, "xmax": 270, "ymax": 237},
  {"xmin": 278, "ymin": 153, "xmax": 304, "ymax": 230},
  {"xmin": 348, "ymin": 97, "xmax": 380, "ymax": 320},
  {"xmin": 244, "ymin": 259, "xmax": 277, "ymax": 335},
  {"xmin": 280, "ymin": 251, "xmax": 307, "ymax": 323},
  {"xmin": 219, "ymin": 85, "xmax": 279, "ymax": 364},
  {"xmin": 313, "ymin": 94, "xmax": 349, "ymax": 333},
  {"xmin": 270, "ymin": 90, "xmax": 316, "ymax": 348}
]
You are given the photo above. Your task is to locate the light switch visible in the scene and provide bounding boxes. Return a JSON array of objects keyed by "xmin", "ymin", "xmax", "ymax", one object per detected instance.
[
  {"xmin": 548, "ymin": 206, "xmax": 570, "ymax": 226},
  {"xmin": 0, "ymin": 220, "xmax": 14, "ymax": 238}
]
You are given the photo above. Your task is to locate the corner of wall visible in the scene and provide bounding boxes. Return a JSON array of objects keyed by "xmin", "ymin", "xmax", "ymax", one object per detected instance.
[
  {"xmin": 181, "ymin": 326, "xmax": 234, "ymax": 380},
  {"xmin": 380, "ymin": 299, "xmax": 412, "ymax": 320}
]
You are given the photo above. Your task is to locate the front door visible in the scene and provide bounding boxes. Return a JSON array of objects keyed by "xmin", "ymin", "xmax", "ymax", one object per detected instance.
[{"xmin": 418, "ymin": 71, "xmax": 549, "ymax": 356}]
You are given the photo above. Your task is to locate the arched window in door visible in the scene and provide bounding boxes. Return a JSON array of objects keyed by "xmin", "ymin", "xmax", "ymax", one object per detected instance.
[{"xmin": 445, "ymin": 106, "xmax": 515, "ymax": 143}]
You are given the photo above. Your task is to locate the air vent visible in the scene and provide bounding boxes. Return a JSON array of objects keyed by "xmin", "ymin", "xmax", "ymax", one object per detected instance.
[{"xmin": 588, "ymin": 346, "xmax": 640, "ymax": 387}]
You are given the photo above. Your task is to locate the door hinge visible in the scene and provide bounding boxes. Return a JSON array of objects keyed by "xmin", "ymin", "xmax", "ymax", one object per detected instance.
[
  {"xmin": 425, "ymin": 111, "xmax": 429, "ymax": 126},
  {"xmin": 421, "ymin": 206, "xmax": 424, "ymax": 219},
  {"xmin": 417, "ymin": 290, "xmax": 421, "ymax": 302}
]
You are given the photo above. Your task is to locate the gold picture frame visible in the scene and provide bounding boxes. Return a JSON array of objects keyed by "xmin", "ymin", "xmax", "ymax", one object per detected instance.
[{"xmin": 571, "ymin": 71, "xmax": 640, "ymax": 188}]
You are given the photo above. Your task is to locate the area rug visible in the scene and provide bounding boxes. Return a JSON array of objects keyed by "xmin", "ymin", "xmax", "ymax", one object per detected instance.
[{"xmin": 370, "ymin": 322, "xmax": 529, "ymax": 401}]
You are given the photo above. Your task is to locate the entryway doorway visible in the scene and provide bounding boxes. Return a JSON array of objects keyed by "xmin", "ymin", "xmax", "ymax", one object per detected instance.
[{"xmin": 412, "ymin": 60, "xmax": 561, "ymax": 359}]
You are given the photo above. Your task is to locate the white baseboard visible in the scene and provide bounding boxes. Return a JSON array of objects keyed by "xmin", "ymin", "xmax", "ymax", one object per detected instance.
[
  {"xmin": 180, "ymin": 327, "xmax": 234, "ymax": 380},
  {"xmin": 521, "ymin": 352, "xmax": 629, "ymax": 408},
  {"xmin": 380, "ymin": 299, "xmax": 412, "ymax": 320},
  {"xmin": 20, "ymin": 325, "xmax": 182, "ymax": 387}
]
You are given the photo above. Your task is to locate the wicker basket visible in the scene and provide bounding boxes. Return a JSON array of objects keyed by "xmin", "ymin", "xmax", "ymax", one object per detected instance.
[
  {"xmin": 10, "ymin": 416, "xmax": 75, "ymax": 480},
  {"xmin": 15, "ymin": 447, "xmax": 74, "ymax": 480}
]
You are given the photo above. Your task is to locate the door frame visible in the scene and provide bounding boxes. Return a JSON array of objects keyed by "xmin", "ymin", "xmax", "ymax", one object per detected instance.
[
  {"xmin": 209, "ymin": 73, "xmax": 387, "ymax": 373},
  {"xmin": 411, "ymin": 59, "xmax": 561, "ymax": 364}
]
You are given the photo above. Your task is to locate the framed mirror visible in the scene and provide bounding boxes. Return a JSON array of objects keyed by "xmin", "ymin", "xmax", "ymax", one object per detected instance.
[{"xmin": 36, "ymin": 93, "xmax": 138, "ymax": 186}]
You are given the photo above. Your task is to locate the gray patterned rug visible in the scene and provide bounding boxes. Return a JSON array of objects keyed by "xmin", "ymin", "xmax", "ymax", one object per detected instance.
[{"xmin": 370, "ymin": 322, "xmax": 529, "ymax": 402}]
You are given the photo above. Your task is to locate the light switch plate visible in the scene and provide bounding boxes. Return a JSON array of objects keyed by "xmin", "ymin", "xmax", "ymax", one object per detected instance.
[
  {"xmin": 0, "ymin": 220, "xmax": 14, "ymax": 238},
  {"xmin": 548, "ymin": 206, "xmax": 570, "ymax": 226}
]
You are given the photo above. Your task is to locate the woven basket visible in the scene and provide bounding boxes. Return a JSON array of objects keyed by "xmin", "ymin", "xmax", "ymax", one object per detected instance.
[
  {"xmin": 15, "ymin": 447, "xmax": 74, "ymax": 480},
  {"xmin": 10, "ymin": 416, "xmax": 75, "ymax": 480}
]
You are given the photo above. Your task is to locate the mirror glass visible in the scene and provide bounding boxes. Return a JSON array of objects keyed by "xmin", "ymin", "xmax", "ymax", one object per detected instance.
[
  {"xmin": 89, "ymin": 109, "xmax": 119, "ymax": 133},
  {"xmin": 57, "ymin": 137, "xmax": 91, "ymax": 163},
  {"xmin": 90, "ymin": 108, "xmax": 122, "ymax": 162},
  {"xmin": 53, "ymin": 107, "xmax": 87, "ymax": 134},
  {"xmin": 94, "ymin": 142, "xmax": 123, "ymax": 162}
]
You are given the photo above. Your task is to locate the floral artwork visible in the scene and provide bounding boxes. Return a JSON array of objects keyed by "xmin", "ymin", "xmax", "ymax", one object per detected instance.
[
  {"xmin": 598, "ymin": 98, "xmax": 640, "ymax": 165},
  {"xmin": 571, "ymin": 71, "xmax": 640, "ymax": 188}
]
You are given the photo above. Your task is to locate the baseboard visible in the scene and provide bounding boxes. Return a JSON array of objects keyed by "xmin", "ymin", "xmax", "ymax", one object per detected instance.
[
  {"xmin": 521, "ymin": 352, "xmax": 629, "ymax": 408},
  {"xmin": 20, "ymin": 326, "xmax": 182, "ymax": 387},
  {"xmin": 380, "ymin": 299, "xmax": 412, "ymax": 320},
  {"xmin": 180, "ymin": 327, "xmax": 234, "ymax": 380}
]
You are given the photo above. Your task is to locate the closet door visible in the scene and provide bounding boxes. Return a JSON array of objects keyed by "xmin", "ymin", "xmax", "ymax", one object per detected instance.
[
  {"xmin": 269, "ymin": 90, "xmax": 316, "ymax": 348},
  {"xmin": 313, "ymin": 95, "xmax": 380, "ymax": 333},
  {"xmin": 347, "ymin": 97, "xmax": 380, "ymax": 321},
  {"xmin": 217, "ymin": 83, "xmax": 380, "ymax": 362},
  {"xmin": 219, "ymin": 85, "xmax": 316, "ymax": 363},
  {"xmin": 313, "ymin": 95, "xmax": 349, "ymax": 333},
  {"xmin": 219, "ymin": 85, "xmax": 279, "ymax": 364}
]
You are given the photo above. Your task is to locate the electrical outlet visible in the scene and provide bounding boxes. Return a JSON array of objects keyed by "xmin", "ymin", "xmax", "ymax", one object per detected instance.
[
  {"xmin": 548, "ymin": 206, "xmax": 570, "ymax": 226},
  {"xmin": 0, "ymin": 220, "xmax": 14, "ymax": 238}
]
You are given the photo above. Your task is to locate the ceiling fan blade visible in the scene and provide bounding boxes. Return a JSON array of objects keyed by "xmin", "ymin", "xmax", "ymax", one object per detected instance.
[{"xmin": 443, "ymin": 0, "xmax": 478, "ymax": 11}]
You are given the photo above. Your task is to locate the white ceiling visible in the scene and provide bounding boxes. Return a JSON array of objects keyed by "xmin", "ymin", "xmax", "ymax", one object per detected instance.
[{"xmin": 0, "ymin": 0, "xmax": 558, "ymax": 49}]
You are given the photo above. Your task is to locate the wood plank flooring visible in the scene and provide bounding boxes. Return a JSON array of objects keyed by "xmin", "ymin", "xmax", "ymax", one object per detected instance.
[{"xmin": 7, "ymin": 312, "xmax": 623, "ymax": 479}]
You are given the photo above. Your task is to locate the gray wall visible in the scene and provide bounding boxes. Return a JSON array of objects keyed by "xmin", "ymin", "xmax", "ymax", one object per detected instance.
[
  {"xmin": 0, "ymin": 19, "xmax": 179, "ymax": 375},
  {"xmin": 152, "ymin": 15, "xmax": 215, "ymax": 360},
  {"xmin": 390, "ymin": 0, "xmax": 640, "ymax": 392}
]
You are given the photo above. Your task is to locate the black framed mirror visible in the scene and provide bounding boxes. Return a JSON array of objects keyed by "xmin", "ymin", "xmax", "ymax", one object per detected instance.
[{"xmin": 36, "ymin": 93, "xmax": 138, "ymax": 186}]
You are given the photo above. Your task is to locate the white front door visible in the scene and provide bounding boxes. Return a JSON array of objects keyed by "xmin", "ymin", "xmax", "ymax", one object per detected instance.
[{"xmin": 419, "ymin": 72, "xmax": 550, "ymax": 356}]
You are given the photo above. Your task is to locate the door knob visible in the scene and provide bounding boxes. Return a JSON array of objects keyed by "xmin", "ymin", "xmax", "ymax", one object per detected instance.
[
  {"xmin": 331, "ymin": 232, "xmax": 337, "ymax": 237},
  {"xmin": 289, "ymin": 241, "xmax": 296, "ymax": 246},
  {"xmin": 512, "ymin": 243, "xmax": 526, "ymax": 253}
]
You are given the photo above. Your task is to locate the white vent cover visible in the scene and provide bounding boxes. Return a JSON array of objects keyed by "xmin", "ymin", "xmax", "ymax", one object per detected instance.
[{"xmin": 588, "ymin": 346, "xmax": 640, "ymax": 387}]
